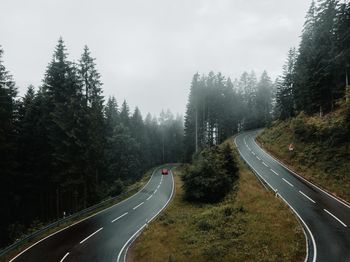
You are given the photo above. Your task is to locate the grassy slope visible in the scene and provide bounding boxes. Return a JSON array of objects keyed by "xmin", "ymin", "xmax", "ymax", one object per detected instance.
[
  {"xmin": 130, "ymin": 141, "xmax": 305, "ymax": 262},
  {"xmin": 257, "ymin": 109, "xmax": 350, "ymax": 203}
]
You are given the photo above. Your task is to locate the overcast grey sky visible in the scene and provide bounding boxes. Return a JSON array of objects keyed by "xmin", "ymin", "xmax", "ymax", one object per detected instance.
[{"xmin": 1, "ymin": 0, "xmax": 310, "ymax": 116}]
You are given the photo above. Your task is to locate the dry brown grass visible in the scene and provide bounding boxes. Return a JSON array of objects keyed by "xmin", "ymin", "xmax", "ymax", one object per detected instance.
[
  {"xmin": 258, "ymin": 119, "xmax": 350, "ymax": 203},
  {"xmin": 130, "ymin": 141, "xmax": 305, "ymax": 262}
]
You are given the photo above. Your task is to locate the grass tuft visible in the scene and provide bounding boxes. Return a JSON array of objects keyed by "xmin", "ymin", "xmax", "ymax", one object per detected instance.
[{"xmin": 130, "ymin": 140, "xmax": 305, "ymax": 262}]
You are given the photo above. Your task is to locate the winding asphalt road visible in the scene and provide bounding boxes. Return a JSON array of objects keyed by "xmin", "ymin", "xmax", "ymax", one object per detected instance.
[
  {"xmin": 9, "ymin": 166, "xmax": 174, "ymax": 262},
  {"xmin": 235, "ymin": 130, "xmax": 350, "ymax": 262}
]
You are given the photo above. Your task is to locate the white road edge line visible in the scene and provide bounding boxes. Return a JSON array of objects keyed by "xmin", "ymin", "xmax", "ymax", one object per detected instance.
[
  {"xmin": 111, "ymin": 212, "xmax": 128, "ymax": 223},
  {"xmin": 146, "ymin": 194, "xmax": 153, "ymax": 201},
  {"xmin": 277, "ymin": 193, "xmax": 317, "ymax": 262},
  {"xmin": 270, "ymin": 169, "xmax": 279, "ymax": 176},
  {"xmin": 324, "ymin": 209, "xmax": 347, "ymax": 227},
  {"xmin": 133, "ymin": 202, "xmax": 144, "ymax": 210},
  {"xmin": 237, "ymin": 134, "xmax": 316, "ymax": 262},
  {"xmin": 79, "ymin": 227, "xmax": 103, "ymax": 244},
  {"xmin": 8, "ymin": 167, "xmax": 161, "ymax": 262},
  {"xmin": 262, "ymin": 162, "xmax": 268, "ymax": 167},
  {"xmin": 118, "ymin": 169, "xmax": 175, "ymax": 262},
  {"xmin": 299, "ymin": 191, "xmax": 316, "ymax": 204},
  {"xmin": 60, "ymin": 252, "xmax": 70, "ymax": 262},
  {"xmin": 253, "ymin": 136, "xmax": 350, "ymax": 209},
  {"xmin": 282, "ymin": 178, "xmax": 294, "ymax": 187}
]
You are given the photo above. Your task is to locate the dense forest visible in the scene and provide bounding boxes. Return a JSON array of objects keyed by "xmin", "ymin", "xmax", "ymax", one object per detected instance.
[
  {"xmin": 276, "ymin": 0, "xmax": 350, "ymax": 119},
  {"xmin": 0, "ymin": 39, "xmax": 183, "ymax": 247},
  {"xmin": 183, "ymin": 70, "xmax": 275, "ymax": 161}
]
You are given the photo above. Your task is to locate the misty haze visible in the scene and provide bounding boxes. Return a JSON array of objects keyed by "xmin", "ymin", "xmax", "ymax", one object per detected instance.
[{"xmin": 1, "ymin": 0, "xmax": 350, "ymax": 261}]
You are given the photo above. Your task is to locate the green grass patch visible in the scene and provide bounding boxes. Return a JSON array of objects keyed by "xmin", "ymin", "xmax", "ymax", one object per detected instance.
[
  {"xmin": 258, "ymin": 110, "xmax": 350, "ymax": 203},
  {"xmin": 130, "ymin": 141, "xmax": 305, "ymax": 261}
]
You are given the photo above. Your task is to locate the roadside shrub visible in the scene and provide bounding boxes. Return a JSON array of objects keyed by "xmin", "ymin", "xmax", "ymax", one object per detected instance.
[
  {"xmin": 182, "ymin": 144, "xmax": 238, "ymax": 203},
  {"xmin": 109, "ymin": 179, "xmax": 124, "ymax": 197}
]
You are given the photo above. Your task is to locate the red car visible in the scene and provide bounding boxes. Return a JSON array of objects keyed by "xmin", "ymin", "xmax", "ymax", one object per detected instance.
[{"xmin": 161, "ymin": 168, "xmax": 169, "ymax": 175}]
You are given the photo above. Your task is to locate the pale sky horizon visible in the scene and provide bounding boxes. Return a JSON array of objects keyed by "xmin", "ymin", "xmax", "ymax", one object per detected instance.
[{"xmin": 0, "ymin": 0, "xmax": 311, "ymax": 117}]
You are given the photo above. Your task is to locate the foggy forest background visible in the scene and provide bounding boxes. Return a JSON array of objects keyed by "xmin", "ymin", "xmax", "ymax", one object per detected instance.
[{"xmin": 0, "ymin": 0, "xmax": 349, "ymax": 248}]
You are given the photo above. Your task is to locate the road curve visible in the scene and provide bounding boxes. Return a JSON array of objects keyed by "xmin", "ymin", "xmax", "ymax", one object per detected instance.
[
  {"xmin": 9, "ymin": 166, "xmax": 174, "ymax": 262},
  {"xmin": 235, "ymin": 131, "xmax": 350, "ymax": 262}
]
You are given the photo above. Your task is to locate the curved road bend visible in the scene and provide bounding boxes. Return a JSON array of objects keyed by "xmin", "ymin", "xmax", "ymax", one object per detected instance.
[
  {"xmin": 9, "ymin": 166, "xmax": 174, "ymax": 262},
  {"xmin": 235, "ymin": 130, "xmax": 350, "ymax": 262}
]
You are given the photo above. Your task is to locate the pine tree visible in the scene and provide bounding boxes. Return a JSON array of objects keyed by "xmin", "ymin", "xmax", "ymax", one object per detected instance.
[
  {"xmin": 79, "ymin": 46, "xmax": 106, "ymax": 204},
  {"xmin": 0, "ymin": 46, "xmax": 18, "ymax": 246},
  {"xmin": 42, "ymin": 38, "xmax": 85, "ymax": 215},
  {"xmin": 256, "ymin": 71, "xmax": 274, "ymax": 126},
  {"xmin": 105, "ymin": 96, "xmax": 119, "ymax": 138},
  {"xmin": 276, "ymin": 48, "xmax": 297, "ymax": 119}
]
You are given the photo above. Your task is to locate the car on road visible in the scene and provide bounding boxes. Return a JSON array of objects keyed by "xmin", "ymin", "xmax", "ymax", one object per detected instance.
[{"xmin": 161, "ymin": 168, "xmax": 169, "ymax": 175}]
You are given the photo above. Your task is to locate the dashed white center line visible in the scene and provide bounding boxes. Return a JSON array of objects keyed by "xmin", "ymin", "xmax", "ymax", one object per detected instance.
[
  {"xmin": 60, "ymin": 252, "xmax": 70, "ymax": 262},
  {"xmin": 80, "ymin": 227, "xmax": 103, "ymax": 244},
  {"xmin": 270, "ymin": 169, "xmax": 279, "ymax": 176},
  {"xmin": 299, "ymin": 191, "xmax": 316, "ymax": 204},
  {"xmin": 262, "ymin": 162, "xmax": 268, "ymax": 167},
  {"xmin": 157, "ymin": 185, "xmax": 160, "ymax": 189},
  {"xmin": 252, "ymin": 152, "xmax": 255, "ymax": 155},
  {"xmin": 146, "ymin": 194, "xmax": 153, "ymax": 201},
  {"xmin": 133, "ymin": 202, "xmax": 144, "ymax": 210},
  {"xmin": 256, "ymin": 156, "xmax": 261, "ymax": 160},
  {"xmin": 154, "ymin": 189, "xmax": 158, "ymax": 193},
  {"xmin": 111, "ymin": 212, "xmax": 128, "ymax": 223},
  {"xmin": 282, "ymin": 178, "xmax": 294, "ymax": 187},
  {"xmin": 324, "ymin": 209, "xmax": 347, "ymax": 227}
]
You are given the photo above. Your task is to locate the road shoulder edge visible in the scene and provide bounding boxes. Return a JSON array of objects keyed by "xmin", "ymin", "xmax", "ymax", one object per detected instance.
[{"xmin": 6, "ymin": 167, "xmax": 160, "ymax": 262}]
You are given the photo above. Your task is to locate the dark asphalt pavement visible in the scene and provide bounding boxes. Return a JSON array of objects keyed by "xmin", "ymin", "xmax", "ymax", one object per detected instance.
[
  {"xmin": 9, "ymin": 166, "xmax": 174, "ymax": 262},
  {"xmin": 235, "ymin": 130, "xmax": 350, "ymax": 262}
]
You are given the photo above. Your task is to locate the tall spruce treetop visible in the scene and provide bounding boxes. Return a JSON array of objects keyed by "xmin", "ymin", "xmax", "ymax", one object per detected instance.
[
  {"xmin": 79, "ymin": 45, "xmax": 103, "ymax": 107},
  {"xmin": 120, "ymin": 100, "xmax": 130, "ymax": 127},
  {"xmin": 276, "ymin": 48, "xmax": 297, "ymax": 119}
]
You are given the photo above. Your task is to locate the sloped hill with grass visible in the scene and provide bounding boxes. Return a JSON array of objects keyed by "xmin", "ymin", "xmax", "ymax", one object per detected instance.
[
  {"xmin": 129, "ymin": 141, "xmax": 305, "ymax": 261},
  {"xmin": 258, "ymin": 102, "xmax": 350, "ymax": 203}
]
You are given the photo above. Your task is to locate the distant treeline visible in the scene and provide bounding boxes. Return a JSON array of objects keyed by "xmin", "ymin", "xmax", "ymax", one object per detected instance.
[
  {"xmin": 0, "ymin": 39, "xmax": 183, "ymax": 247},
  {"xmin": 276, "ymin": 0, "xmax": 350, "ymax": 119},
  {"xmin": 183, "ymin": 71, "xmax": 275, "ymax": 161}
]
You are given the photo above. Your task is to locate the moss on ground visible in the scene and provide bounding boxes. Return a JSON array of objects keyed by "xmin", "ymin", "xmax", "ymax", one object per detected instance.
[
  {"xmin": 130, "ymin": 141, "xmax": 305, "ymax": 262},
  {"xmin": 257, "ymin": 111, "xmax": 350, "ymax": 203}
]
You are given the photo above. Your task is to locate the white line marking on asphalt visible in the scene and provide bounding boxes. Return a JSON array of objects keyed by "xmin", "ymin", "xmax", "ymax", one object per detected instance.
[
  {"xmin": 256, "ymin": 156, "xmax": 261, "ymax": 160},
  {"xmin": 60, "ymin": 252, "xmax": 70, "ymax": 262},
  {"xmin": 111, "ymin": 212, "xmax": 128, "ymax": 223},
  {"xmin": 324, "ymin": 209, "xmax": 347, "ymax": 227},
  {"xmin": 282, "ymin": 178, "xmax": 294, "ymax": 187},
  {"xmin": 154, "ymin": 189, "xmax": 158, "ymax": 193},
  {"xmin": 120, "ymin": 169, "xmax": 176, "ymax": 262},
  {"xmin": 133, "ymin": 202, "xmax": 144, "ymax": 210},
  {"xmin": 80, "ymin": 227, "xmax": 103, "ymax": 244},
  {"xmin": 254, "ymin": 138, "xmax": 350, "ymax": 210},
  {"xmin": 277, "ymin": 193, "xmax": 317, "ymax": 262},
  {"xmin": 270, "ymin": 169, "xmax": 279, "ymax": 176},
  {"xmin": 252, "ymin": 152, "xmax": 256, "ymax": 155},
  {"xmin": 262, "ymin": 162, "xmax": 268, "ymax": 167},
  {"xmin": 235, "ymin": 135, "xmax": 316, "ymax": 262},
  {"xmin": 146, "ymin": 194, "xmax": 153, "ymax": 201},
  {"xmin": 157, "ymin": 185, "xmax": 160, "ymax": 189},
  {"xmin": 299, "ymin": 191, "xmax": 316, "ymax": 204}
]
